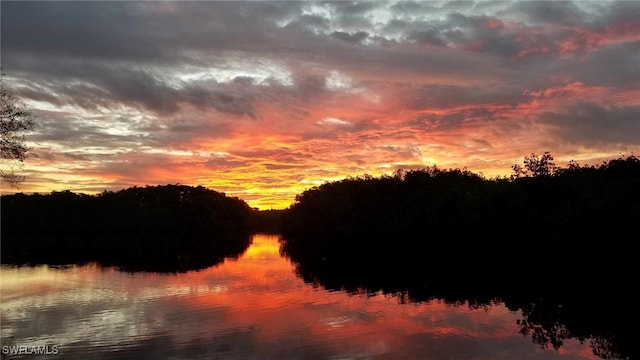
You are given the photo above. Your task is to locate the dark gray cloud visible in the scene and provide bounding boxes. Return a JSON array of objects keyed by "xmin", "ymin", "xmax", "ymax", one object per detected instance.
[
  {"xmin": 285, "ymin": 14, "xmax": 330, "ymax": 33},
  {"xmin": 541, "ymin": 103, "xmax": 640, "ymax": 146},
  {"xmin": 509, "ymin": 1, "xmax": 591, "ymax": 26},
  {"xmin": 600, "ymin": 1, "xmax": 640, "ymax": 26},
  {"xmin": 329, "ymin": 1, "xmax": 377, "ymax": 30},
  {"xmin": 28, "ymin": 110, "xmax": 146, "ymax": 149},
  {"xmin": 3, "ymin": 1, "xmax": 636, "ymax": 67},
  {"xmin": 1, "ymin": 2, "xmax": 158, "ymax": 60},
  {"xmin": 563, "ymin": 41, "xmax": 640, "ymax": 88},
  {"xmin": 389, "ymin": 1, "xmax": 435, "ymax": 14},
  {"xmin": 153, "ymin": 117, "xmax": 233, "ymax": 147},
  {"xmin": 8, "ymin": 59, "xmax": 260, "ymax": 119},
  {"xmin": 28, "ymin": 149, "xmax": 92, "ymax": 162},
  {"xmin": 2, "ymin": 0, "xmax": 514, "ymax": 122},
  {"xmin": 406, "ymin": 26, "xmax": 448, "ymax": 47},
  {"xmin": 394, "ymin": 83, "xmax": 523, "ymax": 112},
  {"xmin": 413, "ymin": 108, "xmax": 501, "ymax": 132},
  {"xmin": 331, "ymin": 31, "xmax": 369, "ymax": 45}
]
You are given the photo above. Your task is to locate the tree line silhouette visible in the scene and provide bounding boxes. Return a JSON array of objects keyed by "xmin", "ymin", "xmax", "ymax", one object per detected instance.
[
  {"xmin": 1, "ymin": 185, "xmax": 254, "ymax": 272},
  {"xmin": 281, "ymin": 153, "xmax": 638, "ymax": 265},
  {"xmin": 280, "ymin": 153, "xmax": 638, "ymax": 360}
]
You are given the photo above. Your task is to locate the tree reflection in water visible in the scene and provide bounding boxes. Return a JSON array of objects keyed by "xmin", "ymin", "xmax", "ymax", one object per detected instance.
[{"xmin": 281, "ymin": 235, "xmax": 635, "ymax": 360}]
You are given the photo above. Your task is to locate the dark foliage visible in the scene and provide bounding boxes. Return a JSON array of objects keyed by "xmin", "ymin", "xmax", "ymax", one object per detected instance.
[
  {"xmin": 250, "ymin": 209, "xmax": 286, "ymax": 233},
  {"xmin": 1, "ymin": 185, "xmax": 254, "ymax": 272},
  {"xmin": 281, "ymin": 154, "xmax": 639, "ymax": 359},
  {"xmin": 282, "ymin": 155, "xmax": 638, "ymax": 260}
]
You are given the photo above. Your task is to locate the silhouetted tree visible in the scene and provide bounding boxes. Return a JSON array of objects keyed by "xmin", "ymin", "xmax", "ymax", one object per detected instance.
[
  {"xmin": 0, "ymin": 73, "xmax": 34, "ymax": 187},
  {"xmin": 511, "ymin": 151, "xmax": 557, "ymax": 179}
]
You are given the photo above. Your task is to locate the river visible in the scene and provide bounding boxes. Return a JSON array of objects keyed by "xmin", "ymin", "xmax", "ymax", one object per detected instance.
[{"xmin": 0, "ymin": 234, "xmax": 603, "ymax": 359}]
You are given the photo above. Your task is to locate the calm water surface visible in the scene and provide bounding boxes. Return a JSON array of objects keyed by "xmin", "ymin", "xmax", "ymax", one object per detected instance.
[{"xmin": 1, "ymin": 234, "xmax": 599, "ymax": 359}]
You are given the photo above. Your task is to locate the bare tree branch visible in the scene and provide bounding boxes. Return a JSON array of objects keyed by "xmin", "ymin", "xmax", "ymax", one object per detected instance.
[{"xmin": 1, "ymin": 72, "xmax": 35, "ymax": 187}]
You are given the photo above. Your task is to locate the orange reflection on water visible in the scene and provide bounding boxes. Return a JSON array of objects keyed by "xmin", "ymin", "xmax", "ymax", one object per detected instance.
[
  {"xmin": 149, "ymin": 235, "xmax": 596, "ymax": 359},
  {"xmin": 0, "ymin": 234, "xmax": 599, "ymax": 359}
]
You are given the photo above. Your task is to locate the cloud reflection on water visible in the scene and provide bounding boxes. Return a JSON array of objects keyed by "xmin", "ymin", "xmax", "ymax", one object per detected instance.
[{"xmin": 0, "ymin": 234, "xmax": 595, "ymax": 359}]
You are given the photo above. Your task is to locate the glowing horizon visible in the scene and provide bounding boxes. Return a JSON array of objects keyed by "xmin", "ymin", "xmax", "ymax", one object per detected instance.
[{"xmin": 1, "ymin": 1, "xmax": 639, "ymax": 209}]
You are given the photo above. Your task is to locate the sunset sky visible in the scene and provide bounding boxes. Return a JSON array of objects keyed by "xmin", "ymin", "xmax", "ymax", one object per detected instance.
[{"xmin": 2, "ymin": 1, "xmax": 639, "ymax": 209}]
